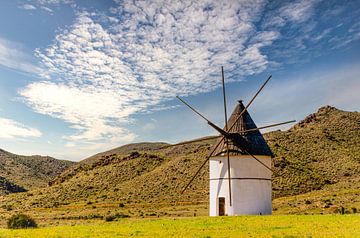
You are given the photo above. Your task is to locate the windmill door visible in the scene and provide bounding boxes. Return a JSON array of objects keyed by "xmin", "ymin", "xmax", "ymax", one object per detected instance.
[{"xmin": 218, "ymin": 197, "xmax": 225, "ymax": 216}]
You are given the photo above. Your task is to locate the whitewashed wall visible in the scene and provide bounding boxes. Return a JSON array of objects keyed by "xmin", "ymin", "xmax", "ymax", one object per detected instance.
[{"xmin": 209, "ymin": 155, "xmax": 272, "ymax": 216}]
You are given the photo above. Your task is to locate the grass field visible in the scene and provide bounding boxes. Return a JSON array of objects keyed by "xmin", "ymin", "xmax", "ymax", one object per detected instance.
[{"xmin": 0, "ymin": 215, "xmax": 359, "ymax": 238}]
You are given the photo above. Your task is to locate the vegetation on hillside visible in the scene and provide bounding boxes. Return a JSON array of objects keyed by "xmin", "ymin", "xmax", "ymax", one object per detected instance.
[
  {"xmin": 0, "ymin": 105, "xmax": 359, "ymax": 224},
  {"xmin": 0, "ymin": 176, "xmax": 27, "ymax": 195},
  {"xmin": 0, "ymin": 149, "xmax": 75, "ymax": 194},
  {"xmin": 7, "ymin": 214, "xmax": 37, "ymax": 229},
  {"xmin": 267, "ymin": 106, "xmax": 360, "ymax": 197}
]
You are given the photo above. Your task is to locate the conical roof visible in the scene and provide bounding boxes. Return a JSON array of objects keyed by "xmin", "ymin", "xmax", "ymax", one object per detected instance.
[{"xmin": 212, "ymin": 100, "xmax": 273, "ymax": 157}]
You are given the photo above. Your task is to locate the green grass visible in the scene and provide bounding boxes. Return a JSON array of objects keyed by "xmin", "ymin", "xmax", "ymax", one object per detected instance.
[{"xmin": 0, "ymin": 215, "xmax": 359, "ymax": 238}]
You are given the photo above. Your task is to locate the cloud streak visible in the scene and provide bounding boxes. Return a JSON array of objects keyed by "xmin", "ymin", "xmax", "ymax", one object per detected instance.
[
  {"xmin": 0, "ymin": 117, "xmax": 42, "ymax": 139},
  {"xmin": 0, "ymin": 38, "xmax": 45, "ymax": 76},
  {"xmin": 19, "ymin": 4, "xmax": 37, "ymax": 10}
]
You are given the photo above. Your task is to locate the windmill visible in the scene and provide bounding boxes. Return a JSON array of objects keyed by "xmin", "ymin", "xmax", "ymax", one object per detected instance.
[{"xmin": 172, "ymin": 67, "xmax": 295, "ymax": 216}]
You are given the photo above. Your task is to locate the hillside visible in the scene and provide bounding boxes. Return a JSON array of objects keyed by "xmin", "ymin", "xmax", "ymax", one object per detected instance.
[
  {"xmin": 50, "ymin": 105, "xmax": 360, "ymax": 200},
  {"xmin": 0, "ymin": 176, "xmax": 26, "ymax": 195},
  {"xmin": 268, "ymin": 105, "xmax": 360, "ymax": 197},
  {"xmin": 0, "ymin": 149, "xmax": 75, "ymax": 195},
  {"xmin": 0, "ymin": 105, "xmax": 359, "ymax": 222}
]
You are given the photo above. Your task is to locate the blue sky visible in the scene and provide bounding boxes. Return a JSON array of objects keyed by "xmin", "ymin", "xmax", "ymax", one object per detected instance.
[{"xmin": 0, "ymin": 0, "xmax": 359, "ymax": 161}]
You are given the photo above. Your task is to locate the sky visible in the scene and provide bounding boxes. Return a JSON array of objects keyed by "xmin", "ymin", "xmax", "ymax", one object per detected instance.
[{"xmin": 0, "ymin": 0, "xmax": 359, "ymax": 161}]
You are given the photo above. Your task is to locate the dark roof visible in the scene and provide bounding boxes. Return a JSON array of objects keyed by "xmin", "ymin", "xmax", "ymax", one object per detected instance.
[{"xmin": 212, "ymin": 100, "xmax": 273, "ymax": 157}]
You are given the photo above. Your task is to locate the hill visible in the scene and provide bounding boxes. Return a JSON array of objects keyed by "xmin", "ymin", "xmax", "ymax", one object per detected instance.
[
  {"xmin": 0, "ymin": 149, "xmax": 75, "ymax": 195},
  {"xmin": 268, "ymin": 105, "xmax": 360, "ymax": 197},
  {"xmin": 0, "ymin": 105, "xmax": 359, "ymax": 223}
]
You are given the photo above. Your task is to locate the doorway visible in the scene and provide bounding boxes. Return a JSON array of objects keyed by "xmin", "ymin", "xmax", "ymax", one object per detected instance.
[{"xmin": 218, "ymin": 197, "xmax": 225, "ymax": 216}]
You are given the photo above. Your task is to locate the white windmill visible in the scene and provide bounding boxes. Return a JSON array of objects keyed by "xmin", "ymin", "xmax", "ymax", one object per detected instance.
[{"xmin": 175, "ymin": 67, "xmax": 295, "ymax": 216}]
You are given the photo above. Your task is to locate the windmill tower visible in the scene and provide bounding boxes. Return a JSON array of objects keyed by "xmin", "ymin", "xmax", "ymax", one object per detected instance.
[
  {"xmin": 172, "ymin": 67, "xmax": 295, "ymax": 216},
  {"xmin": 209, "ymin": 100, "xmax": 273, "ymax": 216}
]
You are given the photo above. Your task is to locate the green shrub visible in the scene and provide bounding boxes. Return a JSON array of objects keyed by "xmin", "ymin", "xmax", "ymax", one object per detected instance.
[{"xmin": 7, "ymin": 214, "xmax": 37, "ymax": 229}]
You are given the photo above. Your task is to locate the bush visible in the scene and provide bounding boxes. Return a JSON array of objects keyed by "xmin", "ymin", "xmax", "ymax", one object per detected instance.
[
  {"xmin": 351, "ymin": 207, "xmax": 357, "ymax": 214},
  {"xmin": 104, "ymin": 213, "xmax": 130, "ymax": 222},
  {"xmin": 105, "ymin": 215, "xmax": 116, "ymax": 222},
  {"xmin": 7, "ymin": 214, "xmax": 37, "ymax": 229}
]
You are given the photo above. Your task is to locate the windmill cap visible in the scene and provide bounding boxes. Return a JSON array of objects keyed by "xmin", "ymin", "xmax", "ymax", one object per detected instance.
[{"xmin": 212, "ymin": 100, "xmax": 273, "ymax": 157}]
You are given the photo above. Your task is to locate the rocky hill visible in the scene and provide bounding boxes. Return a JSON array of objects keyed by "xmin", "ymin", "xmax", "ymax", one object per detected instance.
[
  {"xmin": 268, "ymin": 105, "xmax": 360, "ymax": 197},
  {"xmin": 0, "ymin": 105, "xmax": 359, "ymax": 220},
  {"xmin": 0, "ymin": 149, "xmax": 75, "ymax": 195}
]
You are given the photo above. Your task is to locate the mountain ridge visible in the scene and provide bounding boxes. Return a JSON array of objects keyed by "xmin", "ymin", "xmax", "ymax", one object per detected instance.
[{"xmin": 0, "ymin": 149, "xmax": 75, "ymax": 195}]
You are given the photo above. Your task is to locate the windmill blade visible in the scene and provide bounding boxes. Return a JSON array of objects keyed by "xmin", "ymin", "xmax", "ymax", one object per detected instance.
[
  {"xmin": 221, "ymin": 66, "xmax": 232, "ymax": 206},
  {"xmin": 242, "ymin": 148, "xmax": 273, "ymax": 172},
  {"xmin": 160, "ymin": 135, "xmax": 221, "ymax": 149},
  {"xmin": 181, "ymin": 75, "xmax": 272, "ymax": 194},
  {"xmin": 226, "ymin": 75, "xmax": 272, "ymax": 133},
  {"xmin": 221, "ymin": 66, "xmax": 228, "ymax": 129},
  {"xmin": 161, "ymin": 119, "xmax": 295, "ymax": 151},
  {"xmin": 176, "ymin": 73, "xmax": 271, "ymax": 142},
  {"xmin": 181, "ymin": 136, "xmax": 225, "ymax": 194},
  {"xmin": 226, "ymin": 147, "xmax": 232, "ymax": 206},
  {"xmin": 181, "ymin": 135, "xmax": 274, "ymax": 194},
  {"xmin": 176, "ymin": 96, "xmax": 231, "ymax": 137},
  {"xmin": 238, "ymin": 120, "xmax": 296, "ymax": 134},
  {"xmin": 243, "ymin": 75, "xmax": 272, "ymax": 115},
  {"xmin": 176, "ymin": 96, "xmax": 211, "ymax": 122}
]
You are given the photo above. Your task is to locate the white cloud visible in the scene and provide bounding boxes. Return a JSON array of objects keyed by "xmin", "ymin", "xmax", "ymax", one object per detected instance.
[
  {"xmin": 20, "ymin": 81, "xmax": 137, "ymax": 143},
  {"xmin": 280, "ymin": 0, "xmax": 317, "ymax": 23},
  {"xmin": 37, "ymin": 0, "xmax": 74, "ymax": 4},
  {"xmin": 260, "ymin": 0, "xmax": 360, "ymax": 63},
  {"xmin": 0, "ymin": 117, "xmax": 42, "ymax": 139},
  {"xmin": 21, "ymin": 2, "xmax": 279, "ymax": 149},
  {"xmin": 18, "ymin": 0, "xmax": 360, "ymax": 156},
  {"xmin": 0, "ymin": 38, "xmax": 45, "ymax": 76},
  {"xmin": 18, "ymin": 0, "xmax": 75, "ymax": 12},
  {"xmin": 40, "ymin": 6, "xmax": 54, "ymax": 13},
  {"xmin": 20, "ymin": 4, "xmax": 37, "ymax": 10},
  {"xmin": 263, "ymin": 0, "xmax": 318, "ymax": 28}
]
